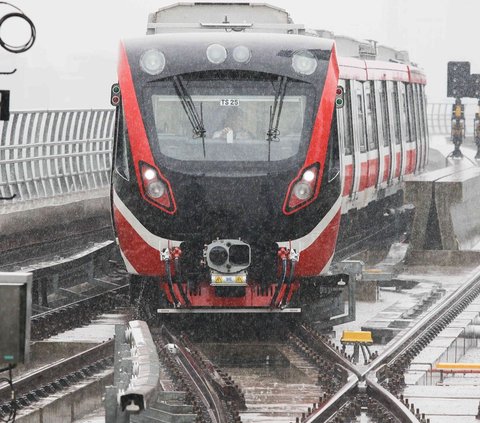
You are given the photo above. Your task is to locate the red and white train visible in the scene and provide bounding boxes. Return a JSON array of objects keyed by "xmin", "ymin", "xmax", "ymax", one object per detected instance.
[{"xmin": 110, "ymin": 3, "xmax": 428, "ymax": 318}]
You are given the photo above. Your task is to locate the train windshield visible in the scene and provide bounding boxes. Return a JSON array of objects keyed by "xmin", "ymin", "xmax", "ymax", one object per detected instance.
[{"xmin": 143, "ymin": 73, "xmax": 317, "ymax": 163}]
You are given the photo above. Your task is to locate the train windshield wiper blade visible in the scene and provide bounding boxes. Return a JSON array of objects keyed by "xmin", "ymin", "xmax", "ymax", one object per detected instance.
[
  {"xmin": 266, "ymin": 76, "xmax": 288, "ymax": 162},
  {"xmin": 173, "ymin": 75, "xmax": 207, "ymax": 157}
]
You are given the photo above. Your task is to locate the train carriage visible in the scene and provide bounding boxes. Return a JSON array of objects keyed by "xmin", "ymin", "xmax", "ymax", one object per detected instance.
[{"xmin": 110, "ymin": 2, "xmax": 427, "ymax": 319}]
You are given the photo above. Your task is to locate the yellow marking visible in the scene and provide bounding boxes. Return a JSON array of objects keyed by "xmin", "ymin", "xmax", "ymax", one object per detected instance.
[
  {"xmin": 341, "ymin": 330, "xmax": 373, "ymax": 344},
  {"xmin": 214, "ymin": 276, "xmax": 223, "ymax": 284},
  {"xmin": 436, "ymin": 363, "xmax": 480, "ymax": 370},
  {"xmin": 235, "ymin": 276, "xmax": 245, "ymax": 283},
  {"xmin": 455, "ymin": 105, "xmax": 462, "ymax": 118}
]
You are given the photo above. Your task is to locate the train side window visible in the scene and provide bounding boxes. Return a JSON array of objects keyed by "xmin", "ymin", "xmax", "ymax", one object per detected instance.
[
  {"xmin": 399, "ymin": 83, "xmax": 409, "ymax": 143},
  {"xmin": 406, "ymin": 84, "xmax": 416, "ymax": 143},
  {"xmin": 414, "ymin": 84, "xmax": 423, "ymax": 141},
  {"xmin": 379, "ymin": 81, "xmax": 391, "ymax": 147},
  {"xmin": 392, "ymin": 83, "xmax": 401, "ymax": 145},
  {"xmin": 366, "ymin": 82, "xmax": 378, "ymax": 150},
  {"xmin": 355, "ymin": 83, "xmax": 367, "ymax": 153},
  {"xmin": 341, "ymin": 80, "xmax": 353, "ymax": 155},
  {"xmin": 413, "ymin": 84, "xmax": 422, "ymax": 141},
  {"xmin": 114, "ymin": 107, "xmax": 130, "ymax": 180},
  {"xmin": 419, "ymin": 85, "xmax": 428, "ymax": 139}
]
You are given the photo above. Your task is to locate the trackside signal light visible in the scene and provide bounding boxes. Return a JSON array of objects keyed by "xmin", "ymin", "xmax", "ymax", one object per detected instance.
[
  {"xmin": 111, "ymin": 83, "xmax": 121, "ymax": 107},
  {"xmin": 283, "ymin": 162, "xmax": 321, "ymax": 214},
  {"xmin": 335, "ymin": 86, "xmax": 344, "ymax": 108},
  {"xmin": 139, "ymin": 161, "xmax": 176, "ymax": 214}
]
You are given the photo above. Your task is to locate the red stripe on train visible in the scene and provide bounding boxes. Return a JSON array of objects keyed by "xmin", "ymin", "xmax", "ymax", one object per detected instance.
[
  {"xmin": 295, "ymin": 209, "xmax": 341, "ymax": 276},
  {"xmin": 113, "ymin": 205, "xmax": 164, "ymax": 275}
]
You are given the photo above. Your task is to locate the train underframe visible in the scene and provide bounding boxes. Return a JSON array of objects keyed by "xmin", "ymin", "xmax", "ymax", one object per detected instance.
[{"xmin": 129, "ymin": 189, "xmax": 411, "ymax": 323}]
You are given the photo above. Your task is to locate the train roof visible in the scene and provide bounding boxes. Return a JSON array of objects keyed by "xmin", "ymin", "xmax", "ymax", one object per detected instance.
[{"xmin": 141, "ymin": 2, "xmax": 426, "ymax": 84}]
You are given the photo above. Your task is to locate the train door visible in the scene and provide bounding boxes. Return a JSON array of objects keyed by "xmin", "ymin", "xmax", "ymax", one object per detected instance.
[
  {"xmin": 386, "ymin": 81, "xmax": 402, "ymax": 181},
  {"xmin": 376, "ymin": 81, "xmax": 392, "ymax": 186},
  {"xmin": 405, "ymin": 83, "xmax": 417, "ymax": 174},
  {"xmin": 412, "ymin": 84, "xmax": 424, "ymax": 173},
  {"xmin": 364, "ymin": 81, "xmax": 379, "ymax": 189},
  {"xmin": 336, "ymin": 79, "xmax": 355, "ymax": 198},
  {"xmin": 350, "ymin": 80, "xmax": 367, "ymax": 197},
  {"xmin": 398, "ymin": 83, "xmax": 409, "ymax": 177},
  {"xmin": 418, "ymin": 85, "xmax": 429, "ymax": 170}
]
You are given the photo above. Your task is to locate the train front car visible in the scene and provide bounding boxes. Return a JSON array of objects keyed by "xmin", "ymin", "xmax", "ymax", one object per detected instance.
[{"xmin": 111, "ymin": 32, "xmax": 343, "ymax": 314}]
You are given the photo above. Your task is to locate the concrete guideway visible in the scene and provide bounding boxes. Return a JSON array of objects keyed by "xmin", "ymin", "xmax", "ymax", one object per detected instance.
[{"xmin": 405, "ymin": 159, "xmax": 480, "ymax": 253}]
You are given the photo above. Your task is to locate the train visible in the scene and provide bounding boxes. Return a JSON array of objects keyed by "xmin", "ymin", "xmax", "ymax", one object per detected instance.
[{"xmin": 110, "ymin": 3, "xmax": 428, "ymax": 319}]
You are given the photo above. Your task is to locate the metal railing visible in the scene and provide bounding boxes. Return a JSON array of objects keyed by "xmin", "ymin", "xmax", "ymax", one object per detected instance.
[
  {"xmin": 428, "ymin": 101, "xmax": 477, "ymax": 136},
  {"xmin": 0, "ymin": 109, "xmax": 114, "ymax": 207}
]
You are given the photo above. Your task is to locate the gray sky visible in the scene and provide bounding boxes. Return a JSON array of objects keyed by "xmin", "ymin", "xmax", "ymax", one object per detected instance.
[{"xmin": 4, "ymin": 0, "xmax": 480, "ymax": 110}]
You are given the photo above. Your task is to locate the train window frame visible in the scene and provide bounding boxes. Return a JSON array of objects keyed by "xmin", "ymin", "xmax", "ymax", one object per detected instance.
[
  {"xmin": 419, "ymin": 85, "xmax": 429, "ymax": 168},
  {"xmin": 365, "ymin": 81, "xmax": 379, "ymax": 151},
  {"xmin": 419, "ymin": 85, "xmax": 428, "ymax": 141},
  {"xmin": 391, "ymin": 82, "xmax": 402, "ymax": 145},
  {"xmin": 114, "ymin": 106, "xmax": 130, "ymax": 181},
  {"xmin": 413, "ymin": 84, "xmax": 423, "ymax": 141},
  {"xmin": 406, "ymin": 83, "xmax": 417, "ymax": 143},
  {"xmin": 355, "ymin": 81, "xmax": 367, "ymax": 154},
  {"xmin": 140, "ymin": 72, "xmax": 320, "ymax": 171},
  {"xmin": 414, "ymin": 84, "xmax": 422, "ymax": 142},
  {"xmin": 338, "ymin": 79, "xmax": 353, "ymax": 156},
  {"xmin": 399, "ymin": 83, "xmax": 409, "ymax": 144},
  {"xmin": 379, "ymin": 81, "xmax": 391, "ymax": 148}
]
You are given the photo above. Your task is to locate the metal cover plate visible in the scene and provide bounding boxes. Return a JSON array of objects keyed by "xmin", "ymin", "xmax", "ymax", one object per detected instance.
[{"xmin": 157, "ymin": 308, "xmax": 301, "ymax": 314}]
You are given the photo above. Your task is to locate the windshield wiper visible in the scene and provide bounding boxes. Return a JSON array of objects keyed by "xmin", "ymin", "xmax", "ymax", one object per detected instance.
[
  {"xmin": 266, "ymin": 76, "xmax": 288, "ymax": 161},
  {"xmin": 173, "ymin": 75, "xmax": 207, "ymax": 157}
]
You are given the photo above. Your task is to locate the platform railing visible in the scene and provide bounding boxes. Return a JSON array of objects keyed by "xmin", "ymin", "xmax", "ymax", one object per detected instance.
[
  {"xmin": 0, "ymin": 109, "xmax": 114, "ymax": 207},
  {"xmin": 427, "ymin": 101, "xmax": 477, "ymax": 136}
]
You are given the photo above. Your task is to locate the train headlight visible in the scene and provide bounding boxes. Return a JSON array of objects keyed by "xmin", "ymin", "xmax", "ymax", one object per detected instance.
[
  {"xmin": 139, "ymin": 161, "xmax": 176, "ymax": 214},
  {"xmin": 292, "ymin": 50, "xmax": 317, "ymax": 75},
  {"xmin": 143, "ymin": 168, "xmax": 156, "ymax": 181},
  {"xmin": 302, "ymin": 169, "xmax": 315, "ymax": 182},
  {"xmin": 283, "ymin": 163, "xmax": 320, "ymax": 215},
  {"xmin": 209, "ymin": 246, "xmax": 229, "ymax": 266},
  {"xmin": 205, "ymin": 239, "xmax": 251, "ymax": 273},
  {"xmin": 292, "ymin": 181, "xmax": 312, "ymax": 200},
  {"xmin": 206, "ymin": 44, "xmax": 227, "ymax": 64},
  {"xmin": 140, "ymin": 49, "xmax": 166, "ymax": 75},
  {"xmin": 146, "ymin": 181, "xmax": 166, "ymax": 199},
  {"xmin": 232, "ymin": 45, "xmax": 251, "ymax": 63}
]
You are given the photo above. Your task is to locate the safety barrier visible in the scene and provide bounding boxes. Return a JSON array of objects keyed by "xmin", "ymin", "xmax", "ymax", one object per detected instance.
[
  {"xmin": 0, "ymin": 109, "xmax": 114, "ymax": 208},
  {"xmin": 405, "ymin": 164, "xmax": 480, "ymax": 254}
]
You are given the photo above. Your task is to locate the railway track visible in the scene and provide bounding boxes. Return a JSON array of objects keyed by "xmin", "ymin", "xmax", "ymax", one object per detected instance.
[
  {"xmin": 149, "ymin": 266, "xmax": 480, "ymax": 423},
  {"xmin": 0, "ymin": 240, "xmax": 131, "ymax": 421},
  {"xmin": 302, "ymin": 266, "xmax": 480, "ymax": 423},
  {"xmin": 2, "ymin": 231, "xmax": 479, "ymax": 422}
]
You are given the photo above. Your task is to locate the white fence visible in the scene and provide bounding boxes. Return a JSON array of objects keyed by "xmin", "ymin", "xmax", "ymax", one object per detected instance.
[{"xmin": 0, "ymin": 109, "xmax": 114, "ymax": 204}]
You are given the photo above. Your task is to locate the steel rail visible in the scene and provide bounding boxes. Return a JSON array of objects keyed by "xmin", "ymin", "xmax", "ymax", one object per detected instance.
[
  {"xmin": 303, "ymin": 375, "xmax": 358, "ymax": 423},
  {"xmin": 161, "ymin": 327, "xmax": 229, "ymax": 423},
  {"xmin": 302, "ymin": 265, "xmax": 480, "ymax": 422},
  {"xmin": 0, "ymin": 340, "xmax": 114, "ymax": 404},
  {"xmin": 364, "ymin": 264, "xmax": 480, "ymax": 375}
]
